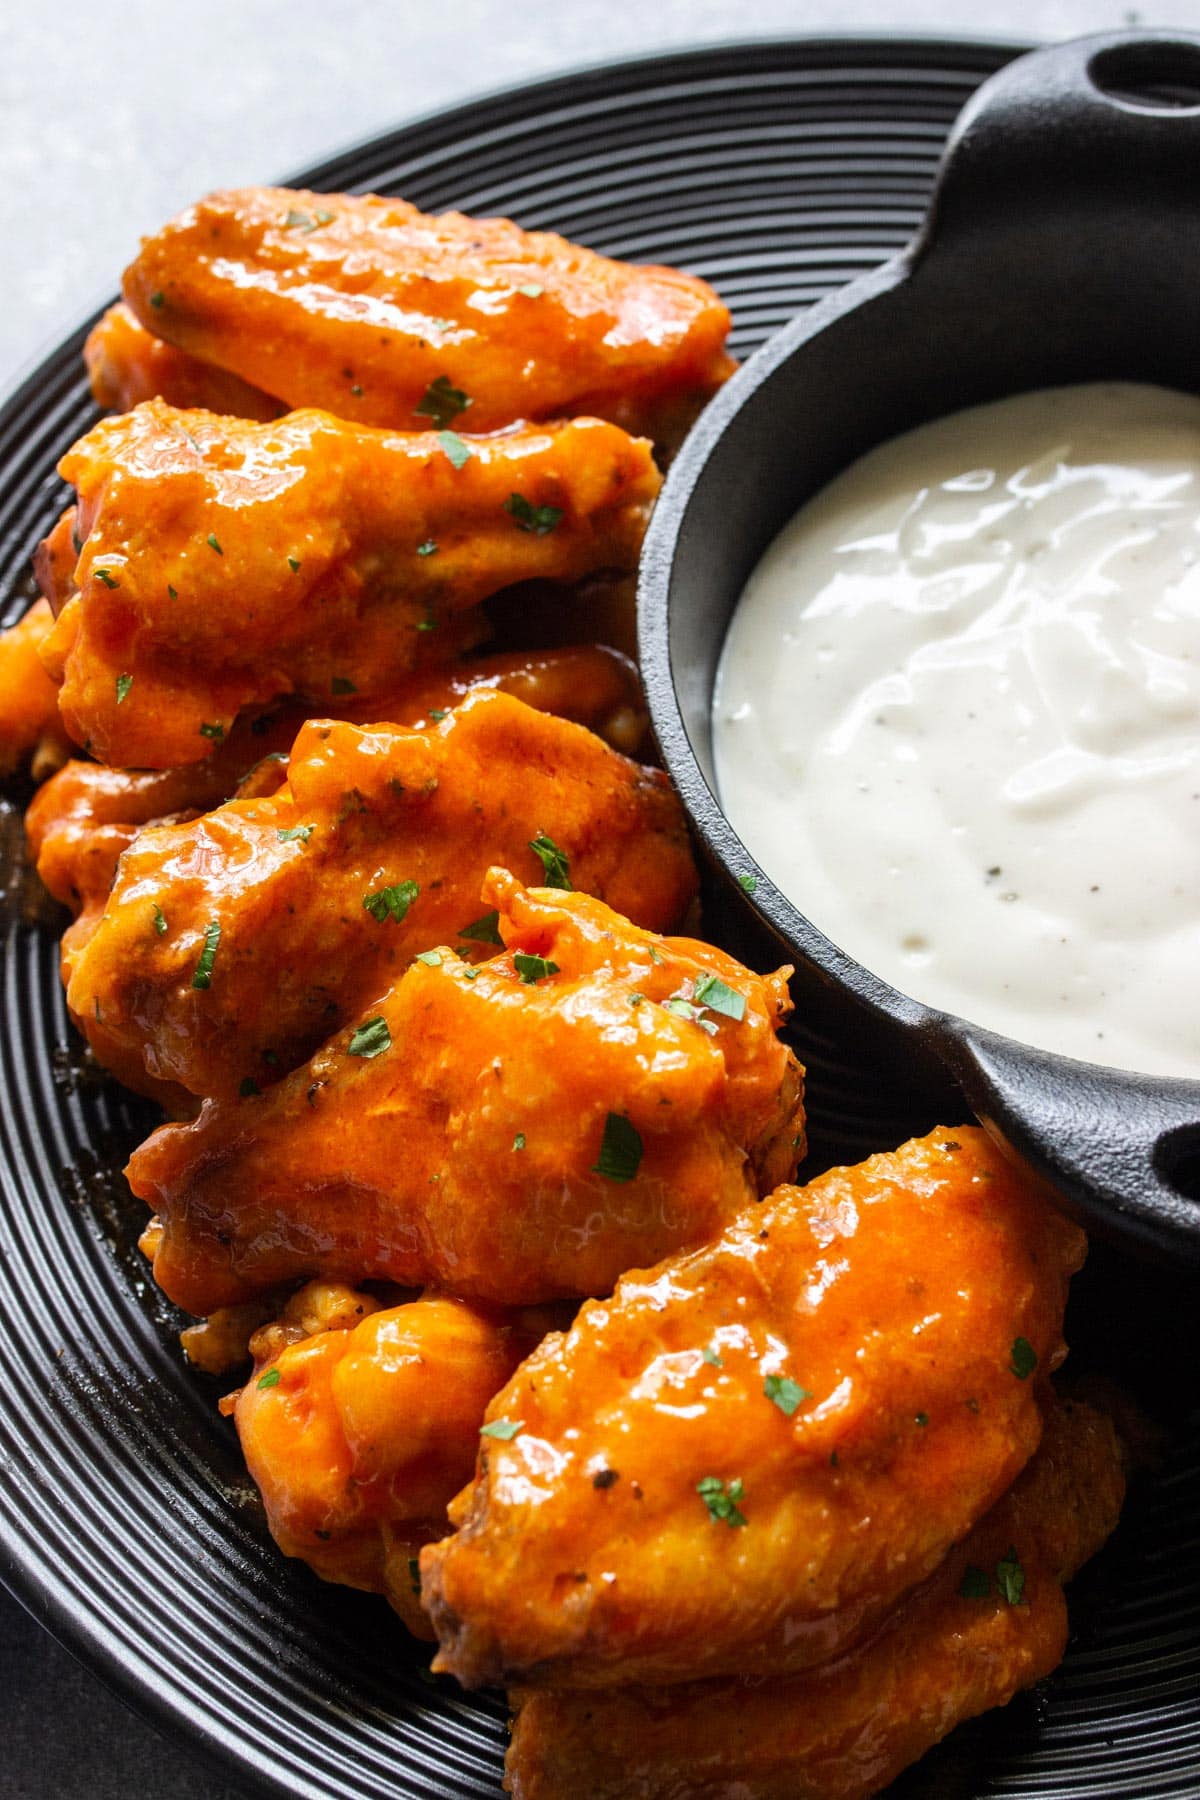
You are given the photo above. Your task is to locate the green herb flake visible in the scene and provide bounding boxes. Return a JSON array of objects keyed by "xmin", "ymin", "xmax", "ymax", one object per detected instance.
[
  {"xmin": 480, "ymin": 1418, "xmax": 522, "ymax": 1441},
  {"xmin": 149, "ymin": 290, "xmax": 165, "ymax": 309},
  {"xmin": 459, "ymin": 910, "xmax": 503, "ymax": 946},
  {"xmin": 514, "ymin": 952, "xmax": 559, "ymax": 985},
  {"xmin": 94, "ymin": 567, "xmax": 120, "ymax": 590},
  {"xmin": 996, "ymin": 1548, "xmax": 1026, "ymax": 1606},
  {"xmin": 167, "ymin": 583, "xmax": 178, "ymax": 599},
  {"xmin": 437, "ymin": 429, "xmax": 472, "ymax": 470},
  {"xmin": 1010, "ymin": 1336, "xmax": 1038, "ymax": 1380},
  {"xmin": 696, "ymin": 1475, "xmax": 747, "ymax": 1529},
  {"xmin": 513, "ymin": 1132, "xmax": 526, "ymax": 1151},
  {"xmin": 958, "ymin": 1564, "xmax": 992, "ymax": 1600},
  {"xmin": 151, "ymin": 903, "xmax": 167, "ymax": 936},
  {"xmin": 428, "ymin": 708, "xmax": 448, "ymax": 722},
  {"xmin": 408, "ymin": 1556, "xmax": 421, "ymax": 1595},
  {"xmin": 350, "ymin": 383, "xmax": 364, "ymax": 398},
  {"xmin": 692, "ymin": 974, "xmax": 747, "ymax": 1022},
  {"xmin": 529, "ymin": 833, "xmax": 572, "ymax": 890},
  {"xmin": 648, "ymin": 945, "xmax": 664, "ymax": 965},
  {"xmin": 738, "ymin": 872, "xmax": 759, "ymax": 893},
  {"xmin": 415, "ymin": 374, "xmax": 473, "ymax": 429},
  {"xmin": 284, "ymin": 208, "xmax": 313, "ymax": 230},
  {"xmin": 362, "ymin": 880, "xmax": 419, "ymax": 924},
  {"xmin": 504, "ymin": 492, "xmax": 564, "ymax": 535},
  {"xmin": 278, "ymin": 824, "xmax": 315, "ymax": 844},
  {"xmin": 256, "ymin": 1366, "xmax": 281, "ymax": 1390},
  {"xmin": 763, "ymin": 1374, "xmax": 810, "ymax": 1417},
  {"xmin": 115, "ymin": 672, "xmax": 133, "ymax": 705},
  {"xmin": 593, "ymin": 1112, "xmax": 643, "ymax": 1183},
  {"xmin": 516, "ymin": 282, "xmax": 544, "ymax": 299},
  {"xmin": 416, "ymin": 539, "xmax": 439, "ymax": 557},
  {"xmin": 915, "ymin": 1411, "xmax": 929, "ymax": 1427},
  {"xmin": 662, "ymin": 993, "xmax": 718, "ymax": 1036},
  {"xmin": 287, "ymin": 556, "xmax": 301, "ymax": 573},
  {"xmin": 191, "ymin": 918, "xmax": 221, "ymax": 989},
  {"xmin": 199, "ymin": 721, "xmax": 226, "ymax": 741},
  {"xmin": 415, "ymin": 950, "xmax": 443, "ymax": 967},
  {"xmin": 702, "ymin": 1344, "xmax": 723, "ymax": 1369},
  {"xmin": 206, "ymin": 532, "xmax": 223, "ymax": 555},
  {"xmin": 417, "ymin": 612, "xmax": 438, "ymax": 632},
  {"xmin": 348, "ymin": 1016, "xmax": 392, "ymax": 1059},
  {"xmin": 239, "ymin": 1077, "xmax": 261, "ymax": 1098}
]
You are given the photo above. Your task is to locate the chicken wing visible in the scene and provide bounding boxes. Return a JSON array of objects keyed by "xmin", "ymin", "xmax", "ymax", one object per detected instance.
[
  {"xmin": 420, "ymin": 1127, "xmax": 1085, "ymax": 1690},
  {"xmin": 126, "ymin": 869, "xmax": 804, "ymax": 1315},
  {"xmin": 38, "ymin": 403, "xmax": 660, "ymax": 767},
  {"xmin": 0, "ymin": 599, "xmax": 71, "ymax": 780},
  {"xmin": 122, "ymin": 187, "xmax": 734, "ymax": 445},
  {"xmin": 84, "ymin": 302, "xmax": 281, "ymax": 419},
  {"xmin": 67, "ymin": 690, "xmax": 697, "ymax": 1102},
  {"xmin": 233, "ymin": 1286, "xmax": 555, "ymax": 1635},
  {"xmin": 504, "ymin": 1397, "xmax": 1125, "ymax": 1800}
]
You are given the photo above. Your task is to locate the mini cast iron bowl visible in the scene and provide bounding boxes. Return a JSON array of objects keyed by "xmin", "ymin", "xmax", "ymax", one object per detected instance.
[{"xmin": 639, "ymin": 29, "xmax": 1200, "ymax": 1265}]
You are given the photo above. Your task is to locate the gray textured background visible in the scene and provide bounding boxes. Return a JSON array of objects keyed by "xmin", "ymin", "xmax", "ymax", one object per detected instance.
[{"xmin": 4, "ymin": 2, "xmax": 1200, "ymax": 1795}]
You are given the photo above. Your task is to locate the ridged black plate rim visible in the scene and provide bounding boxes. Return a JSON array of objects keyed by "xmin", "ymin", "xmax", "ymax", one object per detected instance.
[{"xmin": 2, "ymin": 34, "xmax": 1198, "ymax": 1800}]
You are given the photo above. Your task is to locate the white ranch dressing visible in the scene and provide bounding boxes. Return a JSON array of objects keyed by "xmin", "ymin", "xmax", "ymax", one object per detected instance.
[{"xmin": 713, "ymin": 382, "xmax": 1200, "ymax": 1079}]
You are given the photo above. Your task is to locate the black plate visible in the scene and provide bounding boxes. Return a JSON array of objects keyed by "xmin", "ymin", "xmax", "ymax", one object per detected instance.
[{"xmin": 1, "ymin": 37, "xmax": 1198, "ymax": 1800}]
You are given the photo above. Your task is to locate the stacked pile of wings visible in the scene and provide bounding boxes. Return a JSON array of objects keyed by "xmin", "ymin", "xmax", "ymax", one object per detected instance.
[{"xmin": 2, "ymin": 184, "xmax": 1126, "ymax": 1800}]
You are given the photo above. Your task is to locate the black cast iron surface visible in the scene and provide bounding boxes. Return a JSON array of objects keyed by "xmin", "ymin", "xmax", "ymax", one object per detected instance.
[{"xmin": 0, "ymin": 35, "xmax": 1197, "ymax": 1800}]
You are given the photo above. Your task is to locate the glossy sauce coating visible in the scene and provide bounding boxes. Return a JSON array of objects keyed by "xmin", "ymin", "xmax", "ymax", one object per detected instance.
[
  {"xmin": 67, "ymin": 690, "xmax": 697, "ymax": 1102},
  {"xmin": 0, "ymin": 599, "xmax": 71, "ymax": 779},
  {"xmin": 85, "ymin": 302, "xmax": 281, "ymax": 419},
  {"xmin": 40, "ymin": 403, "xmax": 660, "ymax": 766},
  {"xmin": 127, "ymin": 870, "xmax": 804, "ymax": 1314},
  {"xmin": 123, "ymin": 186, "xmax": 734, "ymax": 442},
  {"xmin": 422, "ymin": 1128, "xmax": 1084, "ymax": 1689},
  {"xmin": 235, "ymin": 1287, "xmax": 553, "ymax": 1636},
  {"xmin": 505, "ymin": 1398, "xmax": 1125, "ymax": 1800}
]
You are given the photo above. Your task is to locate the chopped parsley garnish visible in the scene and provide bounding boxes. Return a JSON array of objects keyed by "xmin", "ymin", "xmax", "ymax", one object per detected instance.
[
  {"xmin": 428, "ymin": 708, "xmax": 448, "ymax": 722},
  {"xmin": 331, "ymin": 675, "xmax": 357, "ymax": 695},
  {"xmin": 437, "ymin": 429, "xmax": 472, "ymax": 470},
  {"xmin": 283, "ymin": 208, "xmax": 331, "ymax": 232},
  {"xmin": 763, "ymin": 1374, "xmax": 810, "ymax": 1417},
  {"xmin": 408, "ymin": 1556, "xmax": 421, "ymax": 1595},
  {"xmin": 648, "ymin": 945, "xmax": 664, "ymax": 965},
  {"xmin": 738, "ymin": 872, "xmax": 758, "ymax": 893},
  {"xmin": 504, "ymin": 493, "xmax": 564, "ymax": 535},
  {"xmin": 662, "ymin": 993, "xmax": 718, "ymax": 1035},
  {"xmin": 459, "ymin": 910, "xmax": 503, "ymax": 945},
  {"xmin": 348, "ymin": 1016, "xmax": 391, "ymax": 1058},
  {"xmin": 256, "ymin": 1367, "xmax": 281, "ymax": 1390},
  {"xmin": 206, "ymin": 532, "xmax": 223, "ymax": 555},
  {"xmin": 529, "ymin": 833, "xmax": 571, "ymax": 890},
  {"xmin": 415, "ymin": 949, "xmax": 443, "ymax": 967},
  {"xmin": 151, "ymin": 903, "xmax": 167, "ymax": 936},
  {"xmin": 277, "ymin": 824, "xmax": 315, "ymax": 845},
  {"xmin": 696, "ymin": 1475, "xmax": 747, "ymax": 1529},
  {"xmin": 513, "ymin": 1132, "xmax": 526, "ymax": 1151},
  {"xmin": 1010, "ymin": 1336, "xmax": 1038, "ymax": 1380},
  {"xmin": 239, "ymin": 1077, "xmax": 261, "ymax": 1098},
  {"xmin": 191, "ymin": 918, "xmax": 221, "ymax": 989},
  {"xmin": 415, "ymin": 375, "xmax": 473, "ymax": 429},
  {"xmin": 167, "ymin": 583, "xmax": 178, "ymax": 599},
  {"xmin": 417, "ymin": 540, "xmax": 439, "ymax": 557},
  {"xmin": 958, "ymin": 1564, "xmax": 992, "ymax": 1600},
  {"xmin": 692, "ymin": 974, "xmax": 747, "ymax": 1022},
  {"xmin": 516, "ymin": 283, "xmax": 544, "ymax": 298},
  {"xmin": 702, "ymin": 1343, "xmax": 723, "ymax": 1368},
  {"xmin": 199, "ymin": 722, "xmax": 225, "ymax": 741},
  {"xmin": 996, "ymin": 1548, "xmax": 1026, "ymax": 1606},
  {"xmin": 479, "ymin": 1418, "xmax": 522, "ymax": 1441},
  {"xmin": 149, "ymin": 290, "xmax": 165, "ymax": 308},
  {"xmin": 350, "ymin": 383, "xmax": 364, "ymax": 398},
  {"xmin": 115, "ymin": 672, "xmax": 133, "ymax": 705},
  {"xmin": 514, "ymin": 952, "xmax": 559, "ymax": 984},
  {"xmin": 915, "ymin": 1411, "xmax": 929, "ymax": 1427},
  {"xmin": 593, "ymin": 1112, "xmax": 642, "ymax": 1183},
  {"xmin": 362, "ymin": 880, "xmax": 419, "ymax": 924},
  {"xmin": 287, "ymin": 556, "xmax": 301, "ymax": 573},
  {"xmin": 417, "ymin": 611, "xmax": 438, "ymax": 631},
  {"xmin": 94, "ymin": 567, "xmax": 120, "ymax": 589}
]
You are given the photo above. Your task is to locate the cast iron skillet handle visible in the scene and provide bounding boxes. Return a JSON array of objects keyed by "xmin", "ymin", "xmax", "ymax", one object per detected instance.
[
  {"xmin": 915, "ymin": 29, "xmax": 1200, "ymax": 255},
  {"xmin": 934, "ymin": 1020, "xmax": 1200, "ymax": 1265}
]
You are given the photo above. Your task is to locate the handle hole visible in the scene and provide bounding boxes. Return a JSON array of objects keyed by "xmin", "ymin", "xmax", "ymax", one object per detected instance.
[
  {"xmin": 1153, "ymin": 1124, "xmax": 1200, "ymax": 1202},
  {"xmin": 1089, "ymin": 41, "xmax": 1200, "ymax": 112}
]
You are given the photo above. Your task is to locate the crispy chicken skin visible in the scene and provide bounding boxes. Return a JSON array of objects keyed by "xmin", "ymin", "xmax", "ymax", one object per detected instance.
[
  {"xmin": 421, "ymin": 1128, "xmax": 1085, "ymax": 1691},
  {"xmin": 234, "ymin": 1286, "xmax": 554, "ymax": 1635},
  {"xmin": 0, "ymin": 600, "xmax": 72, "ymax": 780},
  {"xmin": 85, "ymin": 302, "xmax": 281, "ymax": 419},
  {"xmin": 126, "ymin": 870, "xmax": 804, "ymax": 1315},
  {"xmin": 504, "ymin": 1398, "xmax": 1125, "ymax": 1800},
  {"xmin": 66, "ymin": 691, "xmax": 697, "ymax": 1102},
  {"xmin": 38, "ymin": 403, "xmax": 660, "ymax": 767},
  {"xmin": 122, "ymin": 187, "xmax": 735, "ymax": 443}
]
